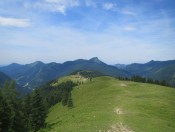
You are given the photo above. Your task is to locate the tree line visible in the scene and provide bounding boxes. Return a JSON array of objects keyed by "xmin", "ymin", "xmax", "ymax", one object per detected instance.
[
  {"xmin": 0, "ymin": 80, "xmax": 76, "ymax": 132},
  {"xmin": 40, "ymin": 80, "xmax": 77, "ymax": 109},
  {"xmin": 118, "ymin": 75, "xmax": 170, "ymax": 87},
  {"xmin": 0, "ymin": 80, "xmax": 47, "ymax": 132}
]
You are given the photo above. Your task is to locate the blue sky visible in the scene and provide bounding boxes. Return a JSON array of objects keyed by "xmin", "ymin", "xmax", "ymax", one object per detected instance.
[{"xmin": 0, "ymin": 0, "xmax": 175, "ymax": 64}]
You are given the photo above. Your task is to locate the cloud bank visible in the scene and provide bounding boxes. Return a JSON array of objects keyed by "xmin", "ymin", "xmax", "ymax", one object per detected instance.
[{"xmin": 0, "ymin": 17, "xmax": 31, "ymax": 27}]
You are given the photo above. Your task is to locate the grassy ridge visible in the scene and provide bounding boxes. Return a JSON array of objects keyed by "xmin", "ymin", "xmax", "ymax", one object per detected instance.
[{"xmin": 42, "ymin": 76, "xmax": 175, "ymax": 132}]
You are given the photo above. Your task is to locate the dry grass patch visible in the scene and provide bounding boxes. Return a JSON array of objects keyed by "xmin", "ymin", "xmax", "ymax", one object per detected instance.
[{"xmin": 120, "ymin": 84, "xmax": 127, "ymax": 87}]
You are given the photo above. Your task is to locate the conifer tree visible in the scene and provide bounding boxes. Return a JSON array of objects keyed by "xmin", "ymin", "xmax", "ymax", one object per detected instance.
[
  {"xmin": 160, "ymin": 80, "xmax": 167, "ymax": 86},
  {"xmin": 1, "ymin": 80, "xmax": 25, "ymax": 131},
  {"xmin": 8, "ymin": 80, "xmax": 25, "ymax": 132},
  {"xmin": 2, "ymin": 80, "xmax": 10, "ymax": 98},
  {"xmin": 30, "ymin": 90, "xmax": 47, "ymax": 131},
  {"xmin": 67, "ymin": 92, "xmax": 73, "ymax": 108},
  {"xmin": 0, "ymin": 90, "xmax": 11, "ymax": 131},
  {"xmin": 61, "ymin": 91, "xmax": 68, "ymax": 106},
  {"xmin": 23, "ymin": 94, "xmax": 32, "ymax": 130}
]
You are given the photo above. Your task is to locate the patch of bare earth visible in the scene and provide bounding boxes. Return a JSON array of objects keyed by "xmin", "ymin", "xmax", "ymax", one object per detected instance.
[
  {"xmin": 115, "ymin": 108, "xmax": 123, "ymax": 115},
  {"xmin": 107, "ymin": 122, "xmax": 134, "ymax": 132},
  {"xmin": 120, "ymin": 84, "xmax": 127, "ymax": 87}
]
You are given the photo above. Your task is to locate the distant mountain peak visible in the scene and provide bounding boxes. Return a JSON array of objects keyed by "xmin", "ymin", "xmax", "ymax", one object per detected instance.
[
  {"xmin": 147, "ymin": 60, "xmax": 155, "ymax": 63},
  {"xmin": 89, "ymin": 57, "xmax": 104, "ymax": 64},
  {"xmin": 33, "ymin": 61, "xmax": 44, "ymax": 64},
  {"xmin": 29, "ymin": 61, "xmax": 45, "ymax": 67},
  {"xmin": 11, "ymin": 62, "xmax": 20, "ymax": 65},
  {"xmin": 5, "ymin": 63, "xmax": 22, "ymax": 69}
]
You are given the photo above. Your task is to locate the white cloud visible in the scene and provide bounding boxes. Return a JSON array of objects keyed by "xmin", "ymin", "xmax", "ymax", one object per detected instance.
[
  {"xmin": 32, "ymin": 0, "xmax": 79, "ymax": 15},
  {"xmin": 85, "ymin": 0, "xmax": 97, "ymax": 8},
  {"xmin": 102, "ymin": 2, "xmax": 117, "ymax": 10},
  {"xmin": 0, "ymin": 16, "xmax": 31, "ymax": 27},
  {"xmin": 1, "ymin": 0, "xmax": 174, "ymax": 64},
  {"xmin": 121, "ymin": 9, "xmax": 136, "ymax": 16},
  {"xmin": 1, "ymin": 23, "xmax": 174, "ymax": 64}
]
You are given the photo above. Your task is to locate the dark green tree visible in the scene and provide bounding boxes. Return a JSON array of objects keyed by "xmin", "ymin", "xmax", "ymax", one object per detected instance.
[
  {"xmin": 22, "ymin": 94, "xmax": 32, "ymax": 130},
  {"xmin": 67, "ymin": 93, "xmax": 73, "ymax": 108},
  {"xmin": 154, "ymin": 80, "xmax": 160, "ymax": 85},
  {"xmin": 8, "ymin": 81, "xmax": 25, "ymax": 132},
  {"xmin": 147, "ymin": 78, "xmax": 154, "ymax": 84},
  {"xmin": 90, "ymin": 77, "xmax": 92, "ymax": 82},
  {"xmin": 2, "ymin": 80, "xmax": 10, "ymax": 98},
  {"xmin": 160, "ymin": 80, "xmax": 167, "ymax": 86},
  {"xmin": 30, "ymin": 90, "xmax": 47, "ymax": 131},
  {"xmin": 61, "ymin": 81, "xmax": 75, "ymax": 106},
  {"xmin": 0, "ymin": 90, "xmax": 11, "ymax": 131},
  {"xmin": 1, "ymin": 80, "xmax": 25, "ymax": 132},
  {"xmin": 61, "ymin": 90, "xmax": 68, "ymax": 106}
]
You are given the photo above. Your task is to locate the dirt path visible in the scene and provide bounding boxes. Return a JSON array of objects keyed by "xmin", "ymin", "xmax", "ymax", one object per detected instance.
[
  {"xmin": 107, "ymin": 122, "xmax": 134, "ymax": 132},
  {"xmin": 106, "ymin": 107, "xmax": 134, "ymax": 132},
  {"xmin": 98, "ymin": 107, "xmax": 134, "ymax": 132}
]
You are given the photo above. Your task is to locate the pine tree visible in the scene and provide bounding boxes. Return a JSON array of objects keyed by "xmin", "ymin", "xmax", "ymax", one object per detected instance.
[
  {"xmin": 0, "ymin": 80, "xmax": 25, "ymax": 131},
  {"xmin": 147, "ymin": 78, "xmax": 153, "ymax": 84},
  {"xmin": 67, "ymin": 93, "xmax": 73, "ymax": 108},
  {"xmin": 90, "ymin": 77, "xmax": 92, "ymax": 82},
  {"xmin": 30, "ymin": 90, "xmax": 47, "ymax": 131},
  {"xmin": 2, "ymin": 80, "xmax": 10, "ymax": 98},
  {"xmin": 160, "ymin": 80, "xmax": 167, "ymax": 86},
  {"xmin": 154, "ymin": 80, "xmax": 160, "ymax": 85},
  {"xmin": 61, "ymin": 91, "xmax": 68, "ymax": 106},
  {"xmin": 0, "ymin": 90, "xmax": 11, "ymax": 131},
  {"xmin": 23, "ymin": 94, "xmax": 32, "ymax": 130},
  {"xmin": 8, "ymin": 80, "xmax": 25, "ymax": 132}
]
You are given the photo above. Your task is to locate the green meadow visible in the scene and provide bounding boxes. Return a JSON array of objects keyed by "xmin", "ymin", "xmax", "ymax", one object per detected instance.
[{"xmin": 42, "ymin": 76, "xmax": 175, "ymax": 132}]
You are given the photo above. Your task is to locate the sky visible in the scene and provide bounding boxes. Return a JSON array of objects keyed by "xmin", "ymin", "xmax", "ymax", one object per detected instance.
[{"xmin": 0, "ymin": 0, "xmax": 175, "ymax": 65}]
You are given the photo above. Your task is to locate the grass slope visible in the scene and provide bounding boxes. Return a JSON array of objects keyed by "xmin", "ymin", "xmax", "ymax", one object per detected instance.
[{"xmin": 42, "ymin": 76, "xmax": 175, "ymax": 132}]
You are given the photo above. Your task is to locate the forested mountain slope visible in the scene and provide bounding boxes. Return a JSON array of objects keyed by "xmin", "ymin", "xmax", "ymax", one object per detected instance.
[{"xmin": 0, "ymin": 58, "xmax": 130, "ymax": 90}]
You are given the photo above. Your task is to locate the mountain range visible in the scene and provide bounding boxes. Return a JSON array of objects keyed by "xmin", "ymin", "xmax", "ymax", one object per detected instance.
[
  {"xmin": 0, "ymin": 57, "xmax": 130, "ymax": 91},
  {"xmin": 115, "ymin": 60, "xmax": 175, "ymax": 86},
  {"xmin": 0, "ymin": 57, "xmax": 174, "ymax": 93}
]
